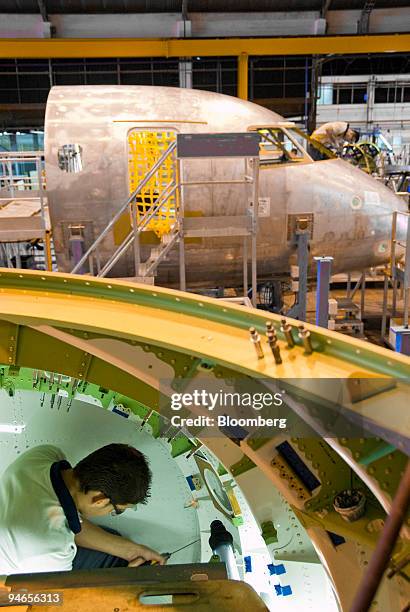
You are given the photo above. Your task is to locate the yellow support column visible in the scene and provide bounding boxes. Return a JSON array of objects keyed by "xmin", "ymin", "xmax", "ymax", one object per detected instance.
[
  {"xmin": 44, "ymin": 230, "xmax": 52, "ymax": 271},
  {"xmin": 237, "ymin": 53, "xmax": 249, "ymax": 100}
]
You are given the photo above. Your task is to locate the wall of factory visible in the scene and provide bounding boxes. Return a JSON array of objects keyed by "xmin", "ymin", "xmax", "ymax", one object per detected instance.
[
  {"xmin": 326, "ymin": 8, "xmax": 410, "ymax": 35},
  {"xmin": 317, "ymin": 74, "xmax": 410, "ymax": 160},
  {"xmin": 0, "ymin": 8, "xmax": 409, "ymax": 39}
]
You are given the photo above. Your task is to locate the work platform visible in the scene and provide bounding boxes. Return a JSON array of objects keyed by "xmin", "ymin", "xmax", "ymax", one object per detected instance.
[
  {"xmin": 0, "ymin": 151, "xmax": 52, "ymax": 269},
  {"xmin": 0, "ymin": 194, "xmax": 51, "ymax": 242}
]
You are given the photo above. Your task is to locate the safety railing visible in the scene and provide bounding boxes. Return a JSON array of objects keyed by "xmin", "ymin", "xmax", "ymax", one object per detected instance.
[
  {"xmin": 71, "ymin": 141, "xmax": 177, "ymax": 276},
  {"xmin": 0, "ymin": 151, "xmax": 46, "ymax": 195},
  {"xmin": 71, "ymin": 132, "xmax": 260, "ymax": 296},
  {"xmin": 0, "ymin": 150, "xmax": 52, "ymax": 270},
  {"xmin": 381, "ymin": 210, "xmax": 410, "ymax": 346}
]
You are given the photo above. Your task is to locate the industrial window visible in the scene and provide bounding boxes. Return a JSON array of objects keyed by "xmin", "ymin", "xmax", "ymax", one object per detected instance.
[
  {"xmin": 352, "ymin": 87, "xmax": 367, "ymax": 104},
  {"xmin": 374, "ymin": 84, "xmax": 408, "ymax": 104},
  {"xmin": 250, "ymin": 56, "xmax": 309, "ymax": 106},
  {"xmin": 375, "ymin": 87, "xmax": 388, "ymax": 103},
  {"xmin": 192, "ymin": 58, "xmax": 237, "ymax": 96},
  {"xmin": 335, "ymin": 88, "xmax": 352, "ymax": 104},
  {"xmin": 332, "ymin": 84, "xmax": 367, "ymax": 105}
]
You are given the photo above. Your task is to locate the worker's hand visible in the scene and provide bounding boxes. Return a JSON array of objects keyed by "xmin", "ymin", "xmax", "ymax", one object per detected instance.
[{"xmin": 127, "ymin": 544, "xmax": 165, "ymax": 567}]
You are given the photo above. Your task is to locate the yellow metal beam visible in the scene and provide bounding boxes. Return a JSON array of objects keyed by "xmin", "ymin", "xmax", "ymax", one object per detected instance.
[
  {"xmin": 0, "ymin": 34, "xmax": 409, "ymax": 59},
  {"xmin": 44, "ymin": 230, "xmax": 52, "ymax": 272},
  {"xmin": 237, "ymin": 53, "xmax": 249, "ymax": 100}
]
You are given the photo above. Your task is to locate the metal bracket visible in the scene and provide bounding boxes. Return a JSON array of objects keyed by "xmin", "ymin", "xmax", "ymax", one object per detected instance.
[{"xmin": 287, "ymin": 213, "xmax": 314, "ymax": 242}]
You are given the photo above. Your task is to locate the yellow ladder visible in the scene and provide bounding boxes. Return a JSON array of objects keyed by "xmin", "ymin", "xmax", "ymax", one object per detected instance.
[{"xmin": 128, "ymin": 130, "xmax": 178, "ymax": 237}]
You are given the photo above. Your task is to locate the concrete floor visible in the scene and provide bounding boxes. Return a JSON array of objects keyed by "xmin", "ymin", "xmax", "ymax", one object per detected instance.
[{"xmin": 283, "ymin": 282, "xmax": 407, "ymax": 349}]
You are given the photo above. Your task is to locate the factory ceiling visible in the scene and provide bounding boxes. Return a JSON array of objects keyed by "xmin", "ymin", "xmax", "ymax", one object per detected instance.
[{"xmin": 1, "ymin": 0, "xmax": 409, "ymax": 13}]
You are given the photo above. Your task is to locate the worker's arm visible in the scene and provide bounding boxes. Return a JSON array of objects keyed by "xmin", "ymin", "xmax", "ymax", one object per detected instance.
[
  {"xmin": 325, "ymin": 127, "xmax": 341, "ymax": 149},
  {"xmin": 74, "ymin": 519, "xmax": 165, "ymax": 565}
]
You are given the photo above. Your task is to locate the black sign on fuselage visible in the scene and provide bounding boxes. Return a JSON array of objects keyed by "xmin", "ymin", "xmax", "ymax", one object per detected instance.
[{"xmin": 176, "ymin": 133, "xmax": 261, "ymax": 158}]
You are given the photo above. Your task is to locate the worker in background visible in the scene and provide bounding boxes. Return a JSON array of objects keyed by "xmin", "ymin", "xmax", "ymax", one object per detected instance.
[
  {"xmin": 310, "ymin": 121, "xmax": 360, "ymax": 159},
  {"xmin": 0, "ymin": 443, "xmax": 165, "ymax": 576}
]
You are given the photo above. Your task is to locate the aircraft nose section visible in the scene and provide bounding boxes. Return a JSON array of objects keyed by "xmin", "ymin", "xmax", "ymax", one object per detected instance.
[
  {"xmin": 304, "ymin": 159, "xmax": 408, "ymax": 272},
  {"xmin": 396, "ymin": 208, "xmax": 409, "ymax": 242},
  {"xmin": 345, "ymin": 163, "xmax": 408, "ymax": 266},
  {"xmin": 354, "ymin": 161, "xmax": 406, "ymax": 217},
  {"xmin": 394, "ymin": 207, "xmax": 409, "ymax": 263}
]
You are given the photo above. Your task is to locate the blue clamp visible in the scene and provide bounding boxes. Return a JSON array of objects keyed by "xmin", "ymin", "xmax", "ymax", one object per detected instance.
[
  {"xmin": 186, "ymin": 476, "xmax": 196, "ymax": 491},
  {"xmin": 273, "ymin": 584, "xmax": 292, "ymax": 597},
  {"xmin": 267, "ymin": 563, "xmax": 286, "ymax": 575}
]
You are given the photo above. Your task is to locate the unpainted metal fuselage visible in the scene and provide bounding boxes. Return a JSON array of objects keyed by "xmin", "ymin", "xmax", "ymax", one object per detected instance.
[{"xmin": 44, "ymin": 86, "xmax": 407, "ymax": 287}]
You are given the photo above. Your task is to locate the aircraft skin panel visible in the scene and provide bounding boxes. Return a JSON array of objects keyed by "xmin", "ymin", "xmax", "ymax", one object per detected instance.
[
  {"xmin": 44, "ymin": 85, "xmax": 407, "ymax": 283},
  {"xmin": 0, "ymin": 391, "xmax": 202, "ymax": 566}
]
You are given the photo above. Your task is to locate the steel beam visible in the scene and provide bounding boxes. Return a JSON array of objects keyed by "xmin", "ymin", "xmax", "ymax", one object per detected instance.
[
  {"xmin": 37, "ymin": 0, "xmax": 49, "ymax": 23},
  {"xmin": 321, "ymin": 0, "xmax": 333, "ymax": 18},
  {"xmin": 357, "ymin": 0, "xmax": 376, "ymax": 35},
  {"xmin": 28, "ymin": 324, "xmax": 170, "ymax": 393},
  {"xmin": 0, "ymin": 34, "xmax": 409, "ymax": 59}
]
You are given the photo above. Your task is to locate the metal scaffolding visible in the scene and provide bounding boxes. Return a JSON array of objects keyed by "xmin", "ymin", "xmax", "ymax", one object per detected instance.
[
  {"xmin": 0, "ymin": 150, "xmax": 53, "ymax": 271},
  {"xmin": 381, "ymin": 210, "xmax": 410, "ymax": 354},
  {"xmin": 72, "ymin": 132, "xmax": 260, "ymax": 304}
]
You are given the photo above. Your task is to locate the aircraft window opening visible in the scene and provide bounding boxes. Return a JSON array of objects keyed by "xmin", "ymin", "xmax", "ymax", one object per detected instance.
[
  {"xmin": 291, "ymin": 126, "xmax": 335, "ymax": 161},
  {"xmin": 257, "ymin": 128, "xmax": 308, "ymax": 165}
]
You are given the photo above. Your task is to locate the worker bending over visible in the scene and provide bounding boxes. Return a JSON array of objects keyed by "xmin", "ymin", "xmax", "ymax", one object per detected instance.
[
  {"xmin": 0, "ymin": 444, "xmax": 164, "ymax": 576},
  {"xmin": 310, "ymin": 121, "xmax": 360, "ymax": 158}
]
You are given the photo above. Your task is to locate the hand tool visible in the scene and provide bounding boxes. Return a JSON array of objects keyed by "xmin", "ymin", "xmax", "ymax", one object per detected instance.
[{"xmin": 141, "ymin": 538, "xmax": 200, "ymax": 566}]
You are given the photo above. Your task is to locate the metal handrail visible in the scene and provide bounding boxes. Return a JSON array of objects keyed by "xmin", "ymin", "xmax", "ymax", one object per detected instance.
[
  {"xmin": 0, "ymin": 151, "xmax": 44, "ymax": 157},
  {"xmin": 71, "ymin": 140, "xmax": 176, "ymax": 274},
  {"xmin": 0, "ymin": 177, "xmax": 46, "ymax": 188},
  {"xmin": 390, "ymin": 210, "xmax": 409, "ymax": 271},
  {"xmin": 97, "ymin": 179, "xmax": 178, "ymax": 278},
  {"xmin": 97, "ymin": 233, "xmax": 134, "ymax": 278},
  {"xmin": 137, "ymin": 182, "xmax": 177, "ymax": 232},
  {"xmin": 142, "ymin": 225, "xmax": 179, "ymax": 278},
  {"xmin": 0, "ymin": 150, "xmax": 52, "ymax": 270}
]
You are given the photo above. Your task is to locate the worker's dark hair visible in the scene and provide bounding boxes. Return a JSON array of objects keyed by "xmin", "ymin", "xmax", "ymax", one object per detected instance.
[
  {"xmin": 73, "ymin": 443, "xmax": 151, "ymax": 505},
  {"xmin": 351, "ymin": 129, "xmax": 360, "ymax": 143},
  {"xmin": 344, "ymin": 123, "xmax": 360, "ymax": 143}
]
